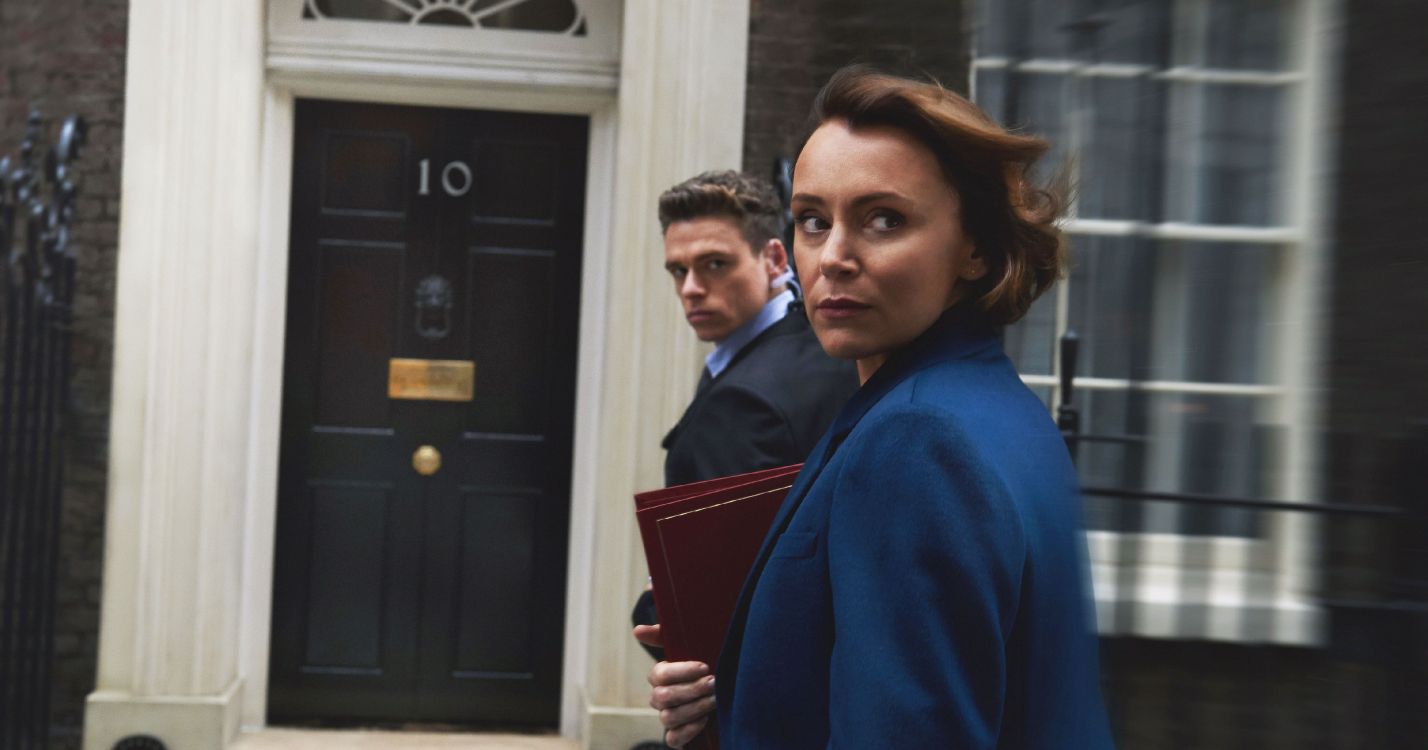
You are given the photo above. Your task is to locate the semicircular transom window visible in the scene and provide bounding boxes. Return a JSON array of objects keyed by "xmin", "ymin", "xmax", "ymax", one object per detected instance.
[{"xmin": 303, "ymin": 0, "xmax": 588, "ymax": 35}]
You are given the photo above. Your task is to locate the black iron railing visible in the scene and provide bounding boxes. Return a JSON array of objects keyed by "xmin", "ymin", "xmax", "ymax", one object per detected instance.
[{"xmin": 0, "ymin": 111, "xmax": 86, "ymax": 750}]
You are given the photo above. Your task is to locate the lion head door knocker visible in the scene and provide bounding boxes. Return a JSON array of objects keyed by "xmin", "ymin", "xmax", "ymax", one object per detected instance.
[{"xmin": 414, "ymin": 274, "xmax": 454, "ymax": 340}]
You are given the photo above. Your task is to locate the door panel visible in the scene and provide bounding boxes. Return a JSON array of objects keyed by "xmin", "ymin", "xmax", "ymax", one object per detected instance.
[
  {"xmin": 314, "ymin": 243, "xmax": 405, "ymax": 428},
  {"xmin": 303, "ymin": 483, "xmax": 390, "ymax": 670},
  {"xmin": 269, "ymin": 99, "xmax": 587, "ymax": 727},
  {"xmin": 321, "ymin": 132, "xmax": 411, "ymax": 217},
  {"xmin": 467, "ymin": 248, "xmax": 556, "ymax": 435},
  {"xmin": 454, "ymin": 491, "xmax": 538, "ymax": 676}
]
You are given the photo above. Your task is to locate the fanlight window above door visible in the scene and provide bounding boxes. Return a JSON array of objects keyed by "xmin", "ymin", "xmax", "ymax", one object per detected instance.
[
  {"xmin": 268, "ymin": 0, "xmax": 620, "ymax": 91},
  {"xmin": 303, "ymin": 0, "xmax": 588, "ymax": 36}
]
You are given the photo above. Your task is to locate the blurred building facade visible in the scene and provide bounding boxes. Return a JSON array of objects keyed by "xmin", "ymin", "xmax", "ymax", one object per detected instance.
[
  {"xmin": 972, "ymin": 1, "xmax": 1426, "ymax": 747},
  {"xmin": 0, "ymin": 1, "xmax": 1422, "ymax": 749}
]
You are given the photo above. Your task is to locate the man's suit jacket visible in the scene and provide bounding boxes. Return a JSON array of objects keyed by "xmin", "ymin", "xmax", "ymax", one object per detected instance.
[
  {"xmin": 716, "ymin": 306, "xmax": 1114, "ymax": 749},
  {"xmin": 661, "ymin": 308, "xmax": 858, "ymax": 487},
  {"xmin": 634, "ymin": 307, "xmax": 858, "ymax": 660}
]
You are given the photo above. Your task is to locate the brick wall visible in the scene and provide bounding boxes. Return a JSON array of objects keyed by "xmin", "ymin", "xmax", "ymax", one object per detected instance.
[
  {"xmin": 1322, "ymin": 0, "xmax": 1428, "ymax": 741},
  {"xmin": 742, "ymin": 0, "xmax": 969, "ymax": 180},
  {"xmin": 1325, "ymin": 3, "xmax": 1428, "ymax": 444},
  {"xmin": 1100, "ymin": 638, "xmax": 1409, "ymax": 750},
  {"xmin": 0, "ymin": 1, "xmax": 127, "ymax": 747}
]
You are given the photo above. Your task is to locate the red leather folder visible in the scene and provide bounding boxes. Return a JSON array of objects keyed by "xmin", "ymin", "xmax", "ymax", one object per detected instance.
[{"xmin": 634, "ymin": 464, "xmax": 803, "ymax": 749}]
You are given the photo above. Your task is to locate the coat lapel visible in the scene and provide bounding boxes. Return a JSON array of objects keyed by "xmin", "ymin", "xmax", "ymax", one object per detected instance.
[
  {"xmin": 716, "ymin": 304, "xmax": 1002, "ymax": 713},
  {"xmin": 715, "ymin": 423, "xmax": 839, "ymax": 709}
]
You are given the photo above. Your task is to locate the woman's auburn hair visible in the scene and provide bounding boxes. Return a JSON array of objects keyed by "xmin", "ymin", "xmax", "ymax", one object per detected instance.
[{"xmin": 800, "ymin": 65, "xmax": 1065, "ymax": 326}]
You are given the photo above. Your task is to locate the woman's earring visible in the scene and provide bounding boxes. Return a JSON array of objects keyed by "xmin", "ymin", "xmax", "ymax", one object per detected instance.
[{"xmin": 961, "ymin": 251, "xmax": 988, "ymax": 281}]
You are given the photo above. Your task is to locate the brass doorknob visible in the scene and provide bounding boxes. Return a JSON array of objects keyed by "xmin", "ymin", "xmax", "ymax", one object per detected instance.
[{"xmin": 412, "ymin": 445, "xmax": 442, "ymax": 476}]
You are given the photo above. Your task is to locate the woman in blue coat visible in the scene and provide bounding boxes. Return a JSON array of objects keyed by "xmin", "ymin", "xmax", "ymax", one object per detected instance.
[{"xmin": 643, "ymin": 67, "xmax": 1114, "ymax": 748}]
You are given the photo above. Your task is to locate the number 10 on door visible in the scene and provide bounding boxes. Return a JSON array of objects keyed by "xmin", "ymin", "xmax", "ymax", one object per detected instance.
[{"xmin": 418, "ymin": 158, "xmax": 473, "ymax": 198}]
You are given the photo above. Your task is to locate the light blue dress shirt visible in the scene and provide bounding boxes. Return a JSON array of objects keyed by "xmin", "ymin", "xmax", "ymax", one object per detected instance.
[{"xmin": 705, "ymin": 288, "xmax": 796, "ymax": 379}]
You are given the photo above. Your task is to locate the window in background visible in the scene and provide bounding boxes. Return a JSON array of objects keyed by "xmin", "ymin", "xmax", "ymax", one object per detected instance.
[{"xmin": 972, "ymin": 0, "xmax": 1331, "ymax": 644}]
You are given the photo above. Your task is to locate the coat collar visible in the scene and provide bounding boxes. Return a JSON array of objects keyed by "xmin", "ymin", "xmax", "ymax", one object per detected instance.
[
  {"xmin": 828, "ymin": 302, "xmax": 1001, "ymax": 441},
  {"xmin": 750, "ymin": 304, "xmax": 1000, "ymax": 564}
]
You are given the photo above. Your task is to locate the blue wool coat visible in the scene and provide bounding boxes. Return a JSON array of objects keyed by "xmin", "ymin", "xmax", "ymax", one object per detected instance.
[{"xmin": 716, "ymin": 306, "xmax": 1114, "ymax": 749}]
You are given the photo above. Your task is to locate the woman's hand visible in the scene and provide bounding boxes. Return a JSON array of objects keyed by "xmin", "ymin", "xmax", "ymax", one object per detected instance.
[{"xmin": 634, "ymin": 624, "xmax": 717, "ymax": 748}]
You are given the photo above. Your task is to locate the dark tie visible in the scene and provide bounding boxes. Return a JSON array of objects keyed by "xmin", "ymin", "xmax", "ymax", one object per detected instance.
[{"xmin": 695, "ymin": 366, "xmax": 713, "ymax": 397}]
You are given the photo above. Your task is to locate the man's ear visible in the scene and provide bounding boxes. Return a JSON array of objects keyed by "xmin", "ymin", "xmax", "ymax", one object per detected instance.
[{"xmin": 761, "ymin": 238, "xmax": 789, "ymax": 279}]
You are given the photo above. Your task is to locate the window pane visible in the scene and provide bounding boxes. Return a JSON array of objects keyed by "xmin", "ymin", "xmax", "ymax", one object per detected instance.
[
  {"xmin": 1027, "ymin": 0, "xmax": 1090, "ymax": 59},
  {"xmin": 1203, "ymin": 0, "xmax": 1292, "ymax": 71},
  {"xmin": 308, "ymin": 0, "xmax": 585, "ymax": 33},
  {"xmin": 308, "ymin": 0, "xmax": 406, "ymax": 21},
  {"xmin": 973, "ymin": 70, "xmax": 1074, "ymax": 196},
  {"xmin": 1075, "ymin": 389, "xmax": 1129, "ymax": 485},
  {"xmin": 1028, "ymin": 385, "xmax": 1055, "ymax": 412},
  {"xmin": 976, "ymin": 0, "xmax": 1078, "ymax": 60},
  {"xmin": 1064, "ymin": 235, "xmax": 1157, "ymax": 381},
  {"xmin": 973, "ymin": 69, "xmax": 1074, "ymax": 183},
  {"xmin": 1067, "ymin": 237, "xmax": 1280, "ymax": 384},
  {"xmin": 978, "ymin": 0, "xmax": 1173, "ymax": 65},
  {"xmin": 470, "ymin": 0, "xmax": 584, "ymax": 33},
  {"xmin": 1079, "ymin": 76, "xmax": 1167, "ymax": 221},
  {"xmin": 1004, "ymin": 287, "xmax": 1058, "ymax": 376},
  {"xmin": 972, "ymin": 0, "xmax": 1012, "ymax": 57},
  {"xmin": 1164, "ymin": 82, "xmax": 1288, "ymax": 226},
  {"xmin": 1083, "ymin": 0, "xmax": 1173, "ymax": 66},
  {"xmin": 1078, "ymin": 390, "xmax": 1279, "ymax": 537},
  {"xmin": 1011, "ymin": 72, "xmax": 1074, "ymax": 183},
  {"xmin": 1166, "ymin": 241, "xmax": 1280, "ymax": 384},
  {"xmin": 972, "ymin": 67, "xmax": 1007, "ymax": 125}
]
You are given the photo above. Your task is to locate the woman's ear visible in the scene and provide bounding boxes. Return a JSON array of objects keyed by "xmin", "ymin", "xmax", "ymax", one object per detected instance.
[{"xmin": 959, "ymin": 243, "xmax": 989, "ymax": 281}]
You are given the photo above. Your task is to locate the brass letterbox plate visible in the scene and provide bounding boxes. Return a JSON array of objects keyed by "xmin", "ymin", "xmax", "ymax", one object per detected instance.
[{"xmin": 388, "ymin": 358, "xmax": 475, "ymax": 402}]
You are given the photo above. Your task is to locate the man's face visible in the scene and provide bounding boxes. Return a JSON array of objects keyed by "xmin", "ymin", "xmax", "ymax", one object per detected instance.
[{"xmin": 663, "ymin": 216, "xmax": 776, "ymax": 343}]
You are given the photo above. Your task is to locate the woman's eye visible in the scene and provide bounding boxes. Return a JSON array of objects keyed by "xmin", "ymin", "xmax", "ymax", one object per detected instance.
[
  {"xmin": 868, "ymin": 211, "xmax": 905, "ymax": 231},
  {"xmin": 796, "ymin": 214, "xmax": 829, "ymax": 233}
]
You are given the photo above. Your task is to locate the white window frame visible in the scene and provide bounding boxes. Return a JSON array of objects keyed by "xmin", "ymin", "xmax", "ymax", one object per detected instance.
[{"xmin": 972, "ymin": 0, "xmax": 1339, "ymax": 646}]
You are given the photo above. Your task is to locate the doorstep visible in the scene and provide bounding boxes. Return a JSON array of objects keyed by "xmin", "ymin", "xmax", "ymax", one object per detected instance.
[{"xmin": 232, "ymin": 728, "xmax": 579, "ymax": 749}]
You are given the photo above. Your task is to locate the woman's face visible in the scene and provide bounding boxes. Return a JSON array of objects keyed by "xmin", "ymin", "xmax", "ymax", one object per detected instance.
[{"xmin": 791, "ymin": 119, "xmax": 986, "ymax": 380}]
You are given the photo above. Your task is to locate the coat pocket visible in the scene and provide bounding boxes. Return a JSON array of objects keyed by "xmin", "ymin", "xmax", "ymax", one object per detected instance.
[{"xmin": 769, "ymin": 530, "xmax": 818, "ymax": 559}]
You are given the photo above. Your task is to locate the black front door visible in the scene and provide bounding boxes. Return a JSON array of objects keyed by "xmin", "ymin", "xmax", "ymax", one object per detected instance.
[{"xmin": 268, "ymin": 100, "xmax": 587, "ymax": 726}]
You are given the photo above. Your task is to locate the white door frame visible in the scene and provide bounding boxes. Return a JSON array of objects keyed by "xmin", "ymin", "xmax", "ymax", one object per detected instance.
[
  {"xmin": 241, "ymin": 0, "xmax": 753, "ymax": 742},
  {"xmin": 88, "ymin": 1, "xmax": 750, "ymax": 747},
  {"xmin": 238, "ymin": 77, "xmax": 621, "ymax": 733}
]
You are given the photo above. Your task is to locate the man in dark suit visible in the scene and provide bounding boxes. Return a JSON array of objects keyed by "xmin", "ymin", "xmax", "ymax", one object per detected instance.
[
  {"xmin": 632, "ymin": 170, "xmax": 858, "ymax": 658},
  {"xmin": 657, "ymin": 172, "xmax": 858, "ymax": 486}
]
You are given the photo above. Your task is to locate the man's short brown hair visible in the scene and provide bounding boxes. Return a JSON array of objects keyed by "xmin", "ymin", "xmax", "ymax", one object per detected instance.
[{"xmin": 658, "ymin": 170, "xmax": 783, "ymax": 253}]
